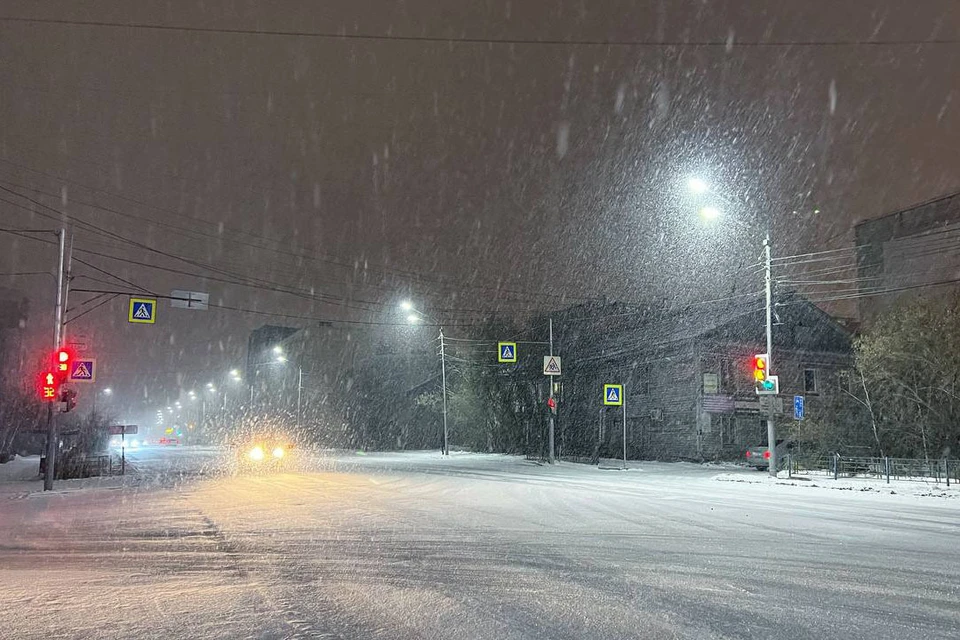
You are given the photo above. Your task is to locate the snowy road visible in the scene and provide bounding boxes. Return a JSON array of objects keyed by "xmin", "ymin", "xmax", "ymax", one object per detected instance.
[{"xmin": 1, "ymin": 448, "xmax": 958, "ymax": 639}]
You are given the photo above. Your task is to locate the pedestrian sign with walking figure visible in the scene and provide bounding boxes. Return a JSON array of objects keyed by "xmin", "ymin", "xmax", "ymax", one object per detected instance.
[
  {"xmin": 603, "ymin": 384, "xmax": 623, "ymax": 406},
  {"xmin": 128, "ymin": 297, "xmax": 157, "ymax": 324},
  {"xmin": 497, "ymin": 342, "xmax": 517, "ymax": 363}
]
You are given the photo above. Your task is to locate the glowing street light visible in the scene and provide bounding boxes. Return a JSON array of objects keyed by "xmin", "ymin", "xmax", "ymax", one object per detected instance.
[
  {"xmin": 687, "ymin": 177, "xmax": 709, "ymax": 194},
  {"xmin": 399, "ymin": 300, "xmax": 449, "ymax": 456},
  {"xmin": 699, "ymin": 206, "xmax": 721, "ymax": 222}
]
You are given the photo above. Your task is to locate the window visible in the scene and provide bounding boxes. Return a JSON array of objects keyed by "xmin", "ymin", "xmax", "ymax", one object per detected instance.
[
  {"xmin": 717, "ymin": 415, "xmax": 735, "ymax": 445},
  {"xmin": 804, "ymin": 368, "xmax": 818, "ymax": 394},
  {"xmin": 638, "ymin": 365, "xmax": 650, "ymax": 394}
]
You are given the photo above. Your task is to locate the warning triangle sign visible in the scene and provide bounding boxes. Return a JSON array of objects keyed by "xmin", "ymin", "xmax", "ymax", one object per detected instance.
[
  {"xmin": 545, "ymin": 358, "xmax": 560, "ymax": 373},
  {"xmin": 72, "ymin": 362, "xmax": 92, "ymax": 379},
  {"xmin": 133, "ymin": 303, "xmax": 152, "ymax": 319},
  {"xmin": 607, "ymin": 387, "xmax": 619, "ymax": 402}
]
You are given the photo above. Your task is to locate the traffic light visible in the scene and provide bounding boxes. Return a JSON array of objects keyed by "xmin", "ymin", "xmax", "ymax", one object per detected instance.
[
  {"xmin": 60, "ymin": 389, "xmax": 78, "ymax": 412},
  {"xmin": 38, "ymin": 371, "xmax": 59, "ymax": 401},
  {"xmin": 54, "ymin": 347, "xmax": 73, "ymax": 381},
  {"xmin": 753, "ymin": 354, "xmax": 779, "ymax": 395}
]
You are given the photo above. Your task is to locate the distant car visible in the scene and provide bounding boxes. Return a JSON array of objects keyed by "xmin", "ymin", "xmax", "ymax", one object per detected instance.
[
  {"xmin": 157, "ymin": 437, "xmax": 180, "ymax": 446},
  {"xmin": 745, "ymin": 439, "xmax": 795, "ymax": 470},
  {"xmin": 234, "ymin": 437, "xmax": 294, "ymax": 472}
]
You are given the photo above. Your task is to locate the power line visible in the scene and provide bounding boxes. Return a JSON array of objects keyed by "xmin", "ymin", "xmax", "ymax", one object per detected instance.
[
  {"xmin": 1, "ymin": 16, "xmax": 957, "ymax": 48},
  {"xmin": 0, "ymin": 166, "xmax": 596, "ymax": 305},
  {"xmin": 67, "ymin": 287, "xmax": 487, "ymax": 328}
]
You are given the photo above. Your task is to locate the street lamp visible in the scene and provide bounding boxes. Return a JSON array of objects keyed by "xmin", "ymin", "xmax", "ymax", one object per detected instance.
[
  {"xmin": 688, "ymin": 177, "xmax": 709, "ymax": 194},
  {"xmin": 698, "ymin": 205, "xmax": 721, "ymax": 222},
  {"xmin": 688, "ymin": 177, "xmax": 777, "ymax": 477},
  {"xmin": 403, "ymin": 301, "xmax": 449, "ymax": 456}
]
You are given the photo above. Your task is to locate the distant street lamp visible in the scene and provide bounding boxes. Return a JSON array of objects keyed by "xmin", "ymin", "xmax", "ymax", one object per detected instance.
[
  {"xmin": 688, "ymin": 177, "xmax": 776, "ymax": 477},
  {"xmin": 688, "ymin": 177, "xmax": 709, "ymax": 194},
  {"xmin": 402, "ymin": 301, "xmax": 449, "ymax": 456}
]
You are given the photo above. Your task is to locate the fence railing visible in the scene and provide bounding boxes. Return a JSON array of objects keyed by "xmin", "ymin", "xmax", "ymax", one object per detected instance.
[{"xmin": 785, "ymin": 454, "xmax": 957, "ymax": 486}]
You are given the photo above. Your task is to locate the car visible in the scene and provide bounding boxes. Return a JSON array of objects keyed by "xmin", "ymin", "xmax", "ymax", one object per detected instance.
[
  {"xmin": 234, "ymin": 437, "xmax": 295, "ymax": 472},
  {"xmin": 745, "ymin": 439, "xmax": 795, "ymax": 470}
]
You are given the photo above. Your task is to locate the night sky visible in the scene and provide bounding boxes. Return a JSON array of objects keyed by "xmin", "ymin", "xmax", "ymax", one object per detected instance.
[{"xmin": 2, "ymin": 1, "xmax": 959, "ymax": 421}]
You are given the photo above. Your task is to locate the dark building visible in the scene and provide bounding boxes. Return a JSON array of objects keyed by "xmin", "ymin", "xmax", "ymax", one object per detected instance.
[
  {"xmin": 0, "ymin": 286, "xmax": 29, "ymax": 382},
  {"xmin": 855, "ymin": 190, "xmax": 960, "ymax": 323},
  {"xmin": 245, "ymin": 324, "xmax": 299, "ymax": 382},
  {"xmin": 554, "ymin": 294, "xmax": 854, "ymax": 461}
]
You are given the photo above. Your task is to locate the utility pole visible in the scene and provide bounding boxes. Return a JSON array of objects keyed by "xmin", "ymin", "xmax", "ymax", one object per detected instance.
[
  {"xmin": 548, "ymin": 318, "xmax": 555, "ymax": 464},
  {"xmin": 60, "ymin": 232, "xmax": 74, "ymax": 346},
  {"xmin": 764, "ymin": 230, "xmax": 777, "ymax": 478},
  {"xmin": 43, "ymin": 228, "xmax": 66, "ymax": 491},
  {"xmin": 622, "ymin": 388, "xmax": 628, "ymax": 471},
  {"xmin": 439, "ymin": 328, "xmax": 449, "ymax": 456},
  {"xmin": 296, "ymin": 365, "xmax": 303, "ymax": 429}
]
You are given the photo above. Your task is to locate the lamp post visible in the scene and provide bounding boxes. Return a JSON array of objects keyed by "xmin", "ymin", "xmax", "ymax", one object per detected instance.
[
  {"xmin": 402, "ymin": 300, "xmax": 448, "ymax": 456},
  {"xmin": 267, "ymin": 348, "xmax": 304, "ymax": 428},
  {"xmin": 688, "ymin": 177, "xmax": 777, "ymax": 477}
]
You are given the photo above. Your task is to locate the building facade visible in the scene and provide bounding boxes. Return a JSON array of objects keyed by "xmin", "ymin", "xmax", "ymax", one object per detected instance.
[
  {"xmin": 855, "ymin": 191, "xmax": 960, "ymax": 323},
  {"xmin": 554, "ymin": 295, "xmax": 853, "ymax": 461}
]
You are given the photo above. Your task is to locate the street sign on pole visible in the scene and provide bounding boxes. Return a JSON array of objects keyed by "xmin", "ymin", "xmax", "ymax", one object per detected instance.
[
  {"xmin": 497, "ymin": 342, "xmax": 517, "ymax": 363},
  {"xmin": 603, "ymin": 384, "xmax": 623, "ymax": 406},
  {"xmin": 171, "ymin": 290, "xmax": 209, "ymax": 310},
  {"xmin": 106, "ymin": 425, "xmax": 138, "ymax": 435},
  {"xmin": 794, "ymin": 395, "xmax": 805, "ymax": 421},
  {"xmin": 543, "ymin": 355, "xmax": 562, "ymax": 376},
  {"xmin": 128, "ymin": 298, "xmax": 157, "ymax": 324},
  {"xmin": 68, "ymin": 358, "xmax": 96, "ymax": 383}
]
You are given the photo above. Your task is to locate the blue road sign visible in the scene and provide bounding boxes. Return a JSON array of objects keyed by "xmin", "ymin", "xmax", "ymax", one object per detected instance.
[
  {"xmin": 69, "ymin": 358, "xmax": 96, "ymax": 383},
  {"xmin": 603, "ymin": 384, "xmax": 623, "ymax": 406},
  {"xmin": 497, "ymin": 341, "xmax": 517, "ymax": 363},
  {"xmin": 129, "ymin": 297, "xmax": 157, "ymax": 324},
  {"xmin": 794, "ymin": 395, "xmax": 805, "ymax": 420}
]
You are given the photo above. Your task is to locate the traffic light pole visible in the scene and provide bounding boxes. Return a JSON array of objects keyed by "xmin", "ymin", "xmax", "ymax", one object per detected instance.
[
  {"xmin": 548, "ymin": 318, "xmax": 555, "ymax": 464},
  {"xmin": 764, "ymin": 231, "xmax": 777, "ymax": 478},
  {"xmin": 439, "ymin": 328, "xmax": 449, "ymax": 456},
  {"xmin": 43, "ymin": 228, "xmax": 66, "ymax": 491}
]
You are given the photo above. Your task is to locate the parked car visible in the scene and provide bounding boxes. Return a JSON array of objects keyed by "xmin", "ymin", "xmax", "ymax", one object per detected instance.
[{"xmin": 745, "ymin": 439, "xmax": 795, "ymax": 470}]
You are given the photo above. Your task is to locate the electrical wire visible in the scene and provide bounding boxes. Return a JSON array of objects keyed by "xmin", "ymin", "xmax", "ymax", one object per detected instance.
[
  {"xmin": 2, "ymin": 16, "xmax": 958, "ymax": 48},
  {"xmin": 0, "ymin": 158, "xmax": 598, "ymax": 304}
]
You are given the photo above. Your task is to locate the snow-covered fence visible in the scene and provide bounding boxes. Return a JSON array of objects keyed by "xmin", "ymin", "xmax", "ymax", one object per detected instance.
[{"xmin": 786, "ymin": 454, "xmax": 956, "ymax": 485}]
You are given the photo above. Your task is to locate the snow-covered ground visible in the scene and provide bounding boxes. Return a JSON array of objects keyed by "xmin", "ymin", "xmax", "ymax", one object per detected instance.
[{"xmin": 2, "ymin": 449, "xmax": 958, "ymax": 639}]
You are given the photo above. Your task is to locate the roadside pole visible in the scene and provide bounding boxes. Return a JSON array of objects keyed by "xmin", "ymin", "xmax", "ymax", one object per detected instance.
[
  {"xmin": 622, "ymin": 389, "xmax": 627, "ymax": 471},
  {"xmin": 764, "ymin": 231, "xmax": 777, "ymax": 478},
  {"xmin": 548, "ymin": 318, "xmax": 555, "ymax": 464},
  {"xmin": 43, "ymin": 228, "xmax": 66, "ymax": 491},
  {"xmin": 296, "ymin": 365, "xmax": 303, "ymax": 429},
  {"xmin": 439, "ymin": 328, "xmax": 449, "ymax": 456}
]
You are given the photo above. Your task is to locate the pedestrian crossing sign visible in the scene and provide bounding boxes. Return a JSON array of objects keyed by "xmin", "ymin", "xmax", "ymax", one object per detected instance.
[
  {"xmin": 498, "ymin": 342, "xmax": 517, "ymax": 363},
  {"xmin": 69, "ymin": 358, "xmax": 96, "ymax": 383},
  {"xmin": 128, "ymin": 297, "xmax": 157, "ymax": 324},
  {"xmin": 603, "ymin": 384, "xmax": 623, "ymax": 406}
]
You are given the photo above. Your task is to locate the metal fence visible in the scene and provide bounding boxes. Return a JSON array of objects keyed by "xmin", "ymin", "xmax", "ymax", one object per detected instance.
[{"xmin": 785, "ymin": 454, "xmax": 957, "ymax": 486}]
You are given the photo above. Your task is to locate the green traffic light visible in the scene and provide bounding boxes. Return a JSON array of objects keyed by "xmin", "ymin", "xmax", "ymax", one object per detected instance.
[{"xmin": 762, "ymin": 380, "xmax": 775, "ymax": 390}]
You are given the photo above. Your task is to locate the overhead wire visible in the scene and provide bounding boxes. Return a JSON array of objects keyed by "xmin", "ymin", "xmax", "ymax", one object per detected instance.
[
  {"xmin": 0, "ymin": 157, "xmax": 598, "ymax": 304},
  {"xmin": 2, "ymin": 16, "xmax": 958, "ymax": 48}
]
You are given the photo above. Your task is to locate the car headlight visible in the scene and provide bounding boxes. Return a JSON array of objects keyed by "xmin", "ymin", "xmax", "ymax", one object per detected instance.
[
  {"xmin": 248, "ymin": 446, "xmax": 265, "ymax": 461},
  {"xmin": 272, "ymin": 446, "xmax": 285, "ymax": 459}
]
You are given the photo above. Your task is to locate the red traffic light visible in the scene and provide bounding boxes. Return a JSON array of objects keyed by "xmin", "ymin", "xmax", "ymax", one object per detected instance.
[
  {"xmin": 752, "ymin": 354, "xmax": 769, "ymax": 382},
  {"xmin": 37, "ymin": 370, "xmax": 59, "ymax": 400},
  {"xmin": 54, "ymin": 347, "xmax": 74, "ymax": 378}
]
